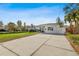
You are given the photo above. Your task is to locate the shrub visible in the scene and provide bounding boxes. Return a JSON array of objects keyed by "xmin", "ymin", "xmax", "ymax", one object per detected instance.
[{"xmin": 67, "ymin": 33, "xmax": 79, "ymax": 45}]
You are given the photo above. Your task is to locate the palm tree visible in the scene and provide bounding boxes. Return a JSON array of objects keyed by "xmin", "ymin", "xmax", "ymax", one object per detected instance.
[
  {"xmin": 64, "ymin": 13, "xmax": 74, "ymax": 33},
  {"xmin": 64, "ymin": 4, "xmax": 79, "ymax": 23},
  {"xmin": 64, "ymin": 3, "xmax": 79, "ymax": 33},
  {"xmin": 64, "ymin": 13, "xmax": 73, "ymax": 25}
]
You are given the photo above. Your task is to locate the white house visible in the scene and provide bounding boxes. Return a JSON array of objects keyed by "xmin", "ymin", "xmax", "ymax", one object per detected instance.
[{"xmin": 36, "ymin": 23, "xmax": 66, "ymax": 34}]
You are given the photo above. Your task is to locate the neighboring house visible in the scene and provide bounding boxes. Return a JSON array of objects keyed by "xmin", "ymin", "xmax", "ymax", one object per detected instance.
[
  {"xmin": 26, "ymin": 25, "xmax": 36, "ymax": 31},
  {"xmin": 0, "ymin": 26, "xmax": 3, "ymax": 30},
  {"xmin": 26, "ymin": 25, "xmax": 31, "ymax": 31},
  {"xmin": 36, "ymin": 23, "xmax": 66, "ymax": 34},
  {"xmin": 35, "ymin": 26, "xmax": 40, "ymax": 31},
  {"xmin": 0, "ymin": 26, "xmax": 6, "ymax": 32}
]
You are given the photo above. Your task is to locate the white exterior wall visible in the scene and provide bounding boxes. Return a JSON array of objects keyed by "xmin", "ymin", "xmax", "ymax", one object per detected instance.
[{"xmin": 43, "ymin": 25, "xmax": 66, "ymax": 34}]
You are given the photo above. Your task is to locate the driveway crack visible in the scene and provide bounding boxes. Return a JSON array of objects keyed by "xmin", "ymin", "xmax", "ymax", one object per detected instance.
[
  {"xmin": 0, "ymin": 44, "xmax": 20, "ymax": 56},
  {"xmin": 30, "ymin": 37, "xmax": 51, "ymax": 56}
]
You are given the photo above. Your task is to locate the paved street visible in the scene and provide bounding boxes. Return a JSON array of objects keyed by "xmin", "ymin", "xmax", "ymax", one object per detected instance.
[{"xmin": 0, "ymin": 33, "xmax": 78, "ymax": 56}]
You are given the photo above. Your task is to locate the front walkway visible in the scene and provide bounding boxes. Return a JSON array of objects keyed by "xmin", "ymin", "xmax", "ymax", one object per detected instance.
[{"xmin": 0, "ymin": 33, "xmax": 78, "ymax": 56}]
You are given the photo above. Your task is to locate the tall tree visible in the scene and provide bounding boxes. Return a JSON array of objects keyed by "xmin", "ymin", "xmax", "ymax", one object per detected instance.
[
  {"xmin": 30, "ymin": 24, "xmax": 36, "ymax": 31},
  {"xmin": 22, "ymin": 22, "xmax": 27, "ymax": 31},
  {"xmin": 0, "ymin": 21, "xmax": 4, "ymax": 31},
  {"xmin": 17, "ymin": 20, "xmax": 22, "ymax": 31},
  {"xmin": 31, "ymin": 24, "xmax": 34, "ymax": 28},
  {"xmin": 64, "ymin": 3, "xmax": 79, "ymax": 33},
  {"xmin": 56, "ymin": 17, "xmax": 64, "ymax": 27},
  {"xmin": 64, "ymin": 13, "xmax": 73, "ymax": 26},
  {"xmin": 0, "ymin": 21, "xmax": 3, "ymax": 28}
]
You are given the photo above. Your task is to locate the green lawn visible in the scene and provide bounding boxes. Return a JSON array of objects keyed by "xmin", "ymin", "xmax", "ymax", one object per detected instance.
[
  {"xmin": 66, "ymin": 33, "xmax": 79, "ymax": 45},
  {"xmin": 0, "ymin": 32, "xmax": 38, "ymax": 43}
]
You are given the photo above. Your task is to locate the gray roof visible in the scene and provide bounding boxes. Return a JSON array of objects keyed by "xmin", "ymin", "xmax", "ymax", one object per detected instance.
[{"xmin": 36, "ymin": 23, "xmax": 57, "ymax": 27}]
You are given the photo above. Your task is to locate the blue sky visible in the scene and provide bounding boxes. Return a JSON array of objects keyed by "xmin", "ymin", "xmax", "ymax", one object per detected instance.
[{"xmin": 0, "ymin": 3, "xmax": 66, "ymax": 25}]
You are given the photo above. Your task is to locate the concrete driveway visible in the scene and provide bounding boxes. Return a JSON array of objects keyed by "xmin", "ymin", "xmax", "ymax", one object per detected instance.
[{"xmin": 0, "ymin": 33, "xmax": 78, "ymax": 56}]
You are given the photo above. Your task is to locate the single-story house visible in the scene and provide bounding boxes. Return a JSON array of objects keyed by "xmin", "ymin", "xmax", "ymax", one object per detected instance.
[{"xmin": 36, "ymin": 23, "xmax": 66, "ymax": 34}]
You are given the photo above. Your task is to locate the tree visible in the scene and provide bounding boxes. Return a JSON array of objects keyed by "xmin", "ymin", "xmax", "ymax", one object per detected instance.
[
  {"xmin": 0, "ymin": 21, "xmax": 3, "ymax": 27},
  {"xmin": 22, "ymin": 22, "xmax": 27, "ymax": 31},
  {"xmin": 17, "ymin": 20, "xmax": 22, "ymax": 31},
  {"xmin": 64, "ymin": 13, "xmax": 73, "ymax": 26},
  {"xmin": 31, "ymin": 24, "xmax": 34, "ymax": 27},
  {"xmin": 7, "ymin": 22, "xmax": 16, "ymax": 32},
  {"xmin": 63, "ymin": 3, "xmax": 79, "ymax": 33},
  {"xmin": 64, "ymin": 13, "xmax": 74, "ymax": 33},
  {"xmin": 56, "ymin": 17, "xmax": 64, "ymax": 27},
  {"xmin": 30, "ymin": 24, "xmax": 36, "ymax": 32}
]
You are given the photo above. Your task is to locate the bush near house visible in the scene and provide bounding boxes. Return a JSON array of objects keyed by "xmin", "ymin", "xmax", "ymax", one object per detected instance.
[
  {"xmin": 66, "ymin": 25, "xmax": 75, "ymax": 34},
  {"xmin": 66, "ymin": 26, "xmax": 79, "ymax": 34}
]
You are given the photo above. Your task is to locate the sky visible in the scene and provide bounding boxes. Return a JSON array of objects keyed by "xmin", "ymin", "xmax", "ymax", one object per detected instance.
[{"xmin": 0, "ymin": 3, "xmax": 67, "ymax": 25}]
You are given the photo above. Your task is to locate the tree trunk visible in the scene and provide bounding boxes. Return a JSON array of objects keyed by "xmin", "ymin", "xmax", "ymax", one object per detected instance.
[
  {"xmin": 70, "ymin": 21, "xmax": 74, "ymax": 34},
  {"xmin": 74, "ymin": 20, "xmax": 79, "ymax": 34}
]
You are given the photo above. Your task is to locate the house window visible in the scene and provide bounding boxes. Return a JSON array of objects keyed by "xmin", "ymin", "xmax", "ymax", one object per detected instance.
[{"xmin": 48, "ymin": 27, "xmax": 53, "ymax": 31}]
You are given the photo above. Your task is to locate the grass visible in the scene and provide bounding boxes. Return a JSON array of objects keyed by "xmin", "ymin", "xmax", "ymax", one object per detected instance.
[
  {"xmin": 66, "ymin": 33, "xmax": 79, "ymax": 45},
  {"xmin": 0, "ymin": 32, "xmax": 38, "ymax": 43}
]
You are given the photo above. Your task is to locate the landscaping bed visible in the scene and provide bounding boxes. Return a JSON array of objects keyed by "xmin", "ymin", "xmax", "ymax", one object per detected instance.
[
  {"xmin": 0, "ymin": 32, "xmax": 38, "ymax": 43},
  {"xmin": 66, "ymin": 33, "xmax": 79, "ymax": 54}
]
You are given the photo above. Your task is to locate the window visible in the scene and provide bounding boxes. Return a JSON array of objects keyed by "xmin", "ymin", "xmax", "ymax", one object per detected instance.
[{"xmin": 48, "ymin": 27, "xmax": 53, "ymax": 31}]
